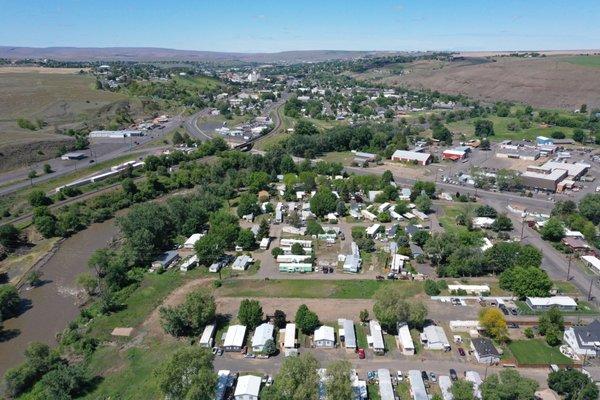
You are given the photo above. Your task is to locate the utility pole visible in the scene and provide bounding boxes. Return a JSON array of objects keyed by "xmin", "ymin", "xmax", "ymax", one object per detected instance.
[
  {"xmin": 566, "ymin": 255, "xmax": 572, "ymax": 281},
  {"xmin": 588, "ymin": 278, "xmax": 595, "ymax": 301}
]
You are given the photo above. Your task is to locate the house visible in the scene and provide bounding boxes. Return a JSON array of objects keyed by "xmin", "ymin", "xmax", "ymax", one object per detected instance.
[
  {"xmin": 368, "ymin": 320, "xmax": 386, "ymax": 355},
  {"xmin": 259, "ymin": 237, "xmax": 270, "ymax": 250},
  {"xmin": 420, "ymin": 325, "xmax": 450, "ymax": 350},
  {"xmin": 409, "ymin": 243, "xmax": 424, "ymax": 258},
  {"xmin": 378, "ymin": 202, "xmax": 392, "ymax": 213},
  {"xmin": 234, "ymin": 375, "xmax": 261, "ymax": 400},
  {"xmin": 343, "ymin": 253, "xmax": 361, "ymax": 273},
  {"xmin": 562, "ymin": 236, "xmax": 590, "ymax": 252},
  {"xmin": 314, "ymin": 325, "xmax": 336, "ymax": 348},
  {"xmin": 184, "ymin": 233, "xmax": 202, "ymax": 249},
  {"xmin": 582, "ymin": 255, "xmax": 600, "ymax": 274},
  {"xmin": 223, "ymin": 325, "xmax": 246, "ymax": 351},
  {"xmin": 472, "ymin": 217, "xmax": 495, "ymax": 229},
  {"xmin": 391, "ymin": 150, "xmax": 432, "ymax": 165},
  {"xmin": 563, "ymin": 320, "xmax": 600, "ymax": 357},
  {"xmin": 378, "ymin": 369, "xmax": 395, "ymax": 400},
  {"xmin": 231, "ymin": 255, "xmax": 253, "ymax": 271},
  {"xmin": 448, "ymin": 284, "xmax": 490, "ymax": 295},
  {"xmin": 390, "ymin": 210, "xmax": 404, "ymax": 220},
  {"xmin": 465, "ymin": 371, "xmax": 482, "ymax": 399},
  {"xmin": 351, "ymin": 150, "xmax": 377, "ymax": 162},
  {"xmin": 526, "ymin": 296, "xmax": 577, "ymax": 312},
  {"xmin": 151, "ymin": 251, "xmax": 180, "ymax": 271},
  {"xmin": 215, "ymin": 370, "xmax": 236, "ymax": 400},
  {"xmin": 366, "ymin": 224, "xmax": 381, "ymax": 237},
  {"xmin": 408, "ymin": 370, "xmax": 428, "ymax": 400},
  {"xmin": 471, "ymin": 338, "xmax": 500, "ymax": 364},
  {"xmin": 396, "ymin": 323, "xmax": 415, "ymax": 355},
  {"xmin": 390, "ymin": 253, "xmax": 409, "ymax": 273},
  {"xmin": 251, "ymin": 323, "xmax": 274, "ymax": 353},
  {"xmin": 282, "ymin": 323, "xmax": 297, "ymax": 356},
  {"xmin": 179, "ymin": 255, "xmax": 198, "ymax": 272},
  {"xmin": 279, "ymin": 263, "xmax": 312, "ymax": 273},
  {"xmin": 439, "ymin": 375, "xmax": 453, "ymax": 400},
  {"xmin": 199, "ymin": 324, "xmax": 216, "ymax": 348},
  {"xmin": 338, "ymin": 319, "xmax": 357, "ymax": 350}
]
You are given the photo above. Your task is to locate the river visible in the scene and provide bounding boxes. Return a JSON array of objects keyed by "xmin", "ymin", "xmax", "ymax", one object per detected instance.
[{"xmin": 0, "ymin": 218, "xmax": 119, "ymax": 376}]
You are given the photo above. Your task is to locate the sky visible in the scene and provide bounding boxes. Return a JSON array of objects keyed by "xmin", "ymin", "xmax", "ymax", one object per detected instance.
[{"xmin": 1, "ymin": 0, "xmax": 599, "ymax": 53}]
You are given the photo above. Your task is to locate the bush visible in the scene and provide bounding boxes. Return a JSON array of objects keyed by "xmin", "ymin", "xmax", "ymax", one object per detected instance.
[{"xmin": 424, "ymin": 279, "xmax": 441, "ymax": 296}]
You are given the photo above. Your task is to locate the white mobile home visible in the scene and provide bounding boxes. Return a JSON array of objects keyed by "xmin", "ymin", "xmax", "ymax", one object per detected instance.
[
  {"xmin": 184, "ymin": 233, "xmax": 202, "ymax": 249},
  {"xmin": 408, "ymin": 370, "xmax": 428, "ymax": 400},
  {"xmin": 223, "ymin": 325, "xmax": 246, "ymax": 351},
  {"xmin": 251, "ymin": 323, "xmax": 274, "ymax": 353},
  {"xmin": 526, "ymin": 296, "xmax": 577, "ymax": 312},
  {"xmin": 234, "ymin": 375, "xmax": 261, "ymax": 400},
  {"xmin": 421, "ymin": 325, "xmax": 450, "ymax": 350},
  {"xmin": 282, "ymin": 323, "xmax": 297, "ymax": 356},
  {"xmin": 338, "ymin": 319, "xmax": 357, "ymax": 350},
  {"xmin": 465, "ymin": 371, "xmax": 482, "ymax": 399},
  {"xmin": 179, "ymin": 255, "xmax": 198, "ymax": 272},
  {"xmin": 368, "ymin": 320, "xmax": 385, "ymax": 355},
  {"xmin": 231, "ymin": 255, "xmax": 253, "ymax": 271},
  {"xmin": 397, "ymin": 323, "xmax": 415, "ymax": 355},
  {"xmin": 438, "ymin": 375, "xmax": 453, "ymax": 400},
  {"xmin": 199, "ymin": 324, "xmax": 215, "ymax": 348},
  {"xmin": 378, "ymin": 369, "xmax": 395, "ymax": 400},
  {"xmin": 314, "ymin": 325, "xmax": 336, "ymax": 348}
]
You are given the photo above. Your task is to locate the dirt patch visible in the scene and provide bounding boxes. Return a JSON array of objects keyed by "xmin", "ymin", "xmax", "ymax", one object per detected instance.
[
  {"xmin": 0, "ymin": 67, "xmax": 89, "ymax": 74},
  {"xmin": 354, "ymin": 56, "xmax": 600, "ymax": 110}
]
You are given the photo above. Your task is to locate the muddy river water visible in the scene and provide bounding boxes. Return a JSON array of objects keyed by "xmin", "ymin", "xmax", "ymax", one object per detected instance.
[{"xmin": 0, "ymin": 218, "xmax": 119, "ymax": 376}]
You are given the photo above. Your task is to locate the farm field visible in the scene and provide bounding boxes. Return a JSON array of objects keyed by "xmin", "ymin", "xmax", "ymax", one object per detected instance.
[{"xmin": 564, "ymin": 55, "xmax": 600, "ymax": 68}]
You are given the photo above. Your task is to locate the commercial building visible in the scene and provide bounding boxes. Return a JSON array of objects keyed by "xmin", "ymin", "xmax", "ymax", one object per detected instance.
[
  {"xmin": 526, "ymin": 296, "xmax": 577, "ymax": 312},
  {"xmin": 396, "ymin": 323, "xmax": 415, "ymax": 355},
  {"xmin": 314, "ymin": 325, "xmax": 336, "ymax": 348},
  {"xmin": 521, "ymin": 167, "xmax": 567, "ymax": 192},
  {"xmin": 442, "ymin": 146, "xmax": 470, "ymax": 161},
  {"xmin": 563, "ymin": 320, "xmax": 600, "ymax": 357},
  {"xmin": 338, "ymin": 319, "xmax": 357, "ymax": 350},
  {"xmin": 391, "ymin": 149, "xmax": 432, "ymax": 165},
  {"xmin": 234, "ymin": 375, "xmax": 261, "ymax": 400},
  {"xmin": 471, "ymin": 338, "xmax": 500, "ymax": 364},
  {"xmin": 251, "ymin": 323, "xmax": 274, "ymax": 353},
  {"xmin": 223, "ymin": 325, "xmax": 246, "ymax": 351},
  {"xmin": 496, "ymin": 145, "xmax": 540, "ymax": 161}
]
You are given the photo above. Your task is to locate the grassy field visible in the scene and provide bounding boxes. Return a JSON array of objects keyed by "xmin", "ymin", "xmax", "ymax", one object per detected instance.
[
  {"xmin": 446, "ymin": 115, "xmax": 580, "ymax": 142},
  {"xmin": 508, "ymin": 339, "xmax": 573, "ymax": 365},
  {"xmin": 564, "ymin": 55, "xmax": 600, "ymax": 68},
  {"xmin": 216, "ymin": 279, "xmax": 423, "ymax": 299}
]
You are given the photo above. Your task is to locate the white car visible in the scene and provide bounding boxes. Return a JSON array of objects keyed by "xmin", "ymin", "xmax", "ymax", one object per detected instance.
[{"xmin": 396, "ymin": 371, "xmax": 403, "ymax": 381}]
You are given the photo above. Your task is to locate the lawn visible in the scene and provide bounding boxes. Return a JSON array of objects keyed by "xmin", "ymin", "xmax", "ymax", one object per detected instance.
[
  {"xmin": 508, "ymin": 339, "xmax": 573, "ymax": 366},
  {"xmin": 216, "ymin": 279, "xmax": 423, "ymax": 299},
  {"xmin": 355, "ymin": 323, "xmax": 369, "ymax": 349},
  {"xmin": 563, "ymin": 55, "xmax": 600, "ymax": 68}
]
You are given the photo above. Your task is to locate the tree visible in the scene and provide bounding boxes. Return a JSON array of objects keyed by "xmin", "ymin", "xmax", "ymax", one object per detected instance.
[
  {"xmin": 291, "ymin": 242, "xmax": 305, "ymax": 255},
  {"xmin": 540, "ymin": 217, "xmax": 565, "ymax": 241},
  {"xmin": 491, "ymin": 214, "xmax": 513, "ymax": 232},
  {"xmin": 295, "ymin": 304, "xmax": 320, "ymax": 334},
  {"xmin": 257, "ymin": 219, "xmax": 270, "ymax": 240},
  {"xmin": 411, "ymin": 181, "xmax": 436, "ymax": 200},
  {"xmin": 424, "ymin": 279, "xmax": 441, "ymax": 296},
  {"xmin": 155, "ymin": 347, "xmax": 216, "ymax": 400},
  {"xmin": 484, "ymin": 242, "xmax": 542, "ymax": 274},
  {"xmin": 271, "ymin": 247, "xmax": 284, "ymax": 258},
  {"xmin": 238, "ymin": 299, "xmax": 263, "ymax": 330},
  {"xmin": 538, "ymin": 306, "xmax": 565, "ymax": 344},
  {"xmin": 310, "ymin": 188, "xmax": 337, "ymax": 218},
  {"xmin": 43, "ymin": 164, "xmax": 53, "ymax": 174},
  {"xmin": 578, "ymin": 194, "xmax": 600, "ymax": 224},
  {"xmin": 26, "ymin": 270, "xmax": 42, "ymax": 287},
  {"xmin": 394, "ymin": 201, "xmax": 410, "ymax": 215},
  {"xmin": 499, "ymin": 266, "xmax": 552, "ymax": 298},
  {"xmin": 482, "ymin": 369, "xmax": 538, "ymax": 400},
  {"xmin": 451, "ymin": 379, "xmax": 475, "ymax": 400},
  {"xmin": 372, "ymin": 286, "xmax": 428, "ymax": 332},
  {"xmin": 572, "ymin": 128, "xmax": 586, "ymax": 143},
  {"xmin": 5, "ymin": 342, "xmax": 62, "ymax": 397},
  {"xmin": 474, "ymin": 119, "xmax": 494, "ymax": 137},
  {"xmin": 306, "ymin": 219, "xmax": 324, "ymax": 236},
  {"xmin": 121, "ymin": 178, "xmax": 137, "ymax": 196},
  {"xmin": 38, "ymin": 363, "xmax": 89, "ymax": 400},
  {"xmin": 476, "ymin": 205, "xmax": 497, "ymax": 218},
  {"xmin": 524, "ymin": 327, "xmax": 534, "ymax": 338},
  {"xmin": 236, "ymin": 229, "xmax": 256, "ymax": 250},
  {"xmin": 480, "ymin": 138, "xmax": 491, "ymax": 150},
  {"xmin": 195, "ymin": 234, "xmax": 226, "ymax": 266},
  {"xmin": 479, "ymin": 307, "xmax": 508, "ymax": 341},
  {"xmin": 237, "ymin": 193, "xmax": 260, "ymax": 218},
  {"xmin": 76, "ymin": 273, "xmax": 98, "ymax": 296},
  {"xmin": 159, "ymin": 306, "xmax": 190, "ymax": 337},
  {"xmin": 0, "ymin": 224, "xmax": 19, "ymax": 248},
  {"xmin": 325, "ymin": 361, "xmax": 353, "ymax": 400},
  {"xmin": 182, "ymin": 290, "xmax": 216, "ymax": 335},
  {"xmin": 273, "ymin": 309, "xmax": 287, "ymax": 329},
  {"xmin": 412, "ymin": 230, "xmax": 430, "ymax": 247},
  {"xmin": 548, "ymin": 369, "xmax": 598, "ymax": 400},
  {"xmin": 415, "ymin": 194, "xmax": 432, "ymax": 213},
  {"xmin": 262, "ymin": 353, "xmax": 319, "ymax": 400},
  {"xmin": 0, "ymin": 284, "xmax": 21, "ymax": 319},
  {"xmin": 359, "ymin": 309, "xmax": 369, "ymax": 323},
  {"xmin": 28, "ymin": 189, "xmax": 52, "ymax": 207},
  {"xmin": 28, "ymin": 170, "xmax": 37, "ymax": 185},
  {"xmin": 264, "ymin": 338, "xmax": 277, "ymax": 356},
  {"xmin": 432, "ymin": 124, "xmax": 453, "ymax": 145}
]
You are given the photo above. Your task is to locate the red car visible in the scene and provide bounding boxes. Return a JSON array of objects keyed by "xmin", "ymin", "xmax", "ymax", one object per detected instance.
[
  {"xmin": 357, "ymin": 348, "xmax": 366, "ymax": 359},
  {"xmin": 458, "ymin": 347, "xmax": 466, "ymax": 356}
]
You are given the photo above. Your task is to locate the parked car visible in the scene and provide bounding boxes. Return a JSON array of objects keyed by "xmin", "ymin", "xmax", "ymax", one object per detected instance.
[
  {"xmin": 500, "ymin": 307, "xmax": 509, "ymax": 316},
  {"xmin": 430, "ymin": 372, "xmax": 437, "ymax": 382},
  {"xmin": 421, "ymin": 371, "xmax": 429, "ymax": 381},
  {"xmin": 510, "ymin": 308, "xmax": 518, "ymax": 316},
  {"xmin": 266, "ymin": 376, "xmax": 273, "ymax": 386},
  {"xmin": 244, "ymin": 353, "xmax": 256, "ymax": 359},
  {"xmin": 458, "ymin": 347, "xmax": 466, "ymax": 356},
  {"xmin": 357, "ymin": 348, "xmax": 366, "ymax": 359},
  {"xmin": 217, "ymin": 348, "xmax": 224, "ymax": 356},
  {"xmin": 450, "ymin": 369, "xmax": 458, "ymax": 381},
  {"xmin": 396, "ymin": 371, "xmax": 403, "ymax": 381},
  {"xmin": 507, "ymin": 322, "xmax": 519, "ymax": 329}
]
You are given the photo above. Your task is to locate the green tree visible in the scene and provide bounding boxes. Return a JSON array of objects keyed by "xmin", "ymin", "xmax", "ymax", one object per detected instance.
[
  {"xmin": 491, "ymin": 214, "xmax": 513, "ymax": 232},
  {"xmin": 451, "ymin": 379, "xmax": 475, "ymax": 400},
  {"xmin": 325, "ymin": 361, "xmax": 353, "ymax": 400},
  {"xmin": 262, "ymin": 353, "xmax": 319, "ymax": 400},
  {"xmin": 411, "ymin": 181, "xmax": 436, "ymax": 200},
  {"xmin": 28, "ymin": 189, "xmax": 52, "ymax": 207},
  {"xmin": 195, "ymin": 234, "xmax": 226, "ymax": 266},
  {"xmin": 236, "ymin": 229, "xmax": 256, "ymax": 250},
  {"xmin": 548, "ymin": 369, "xmax": 598, "ymax": 400},
  {"xmin": 0, "ymin": 284, "xmax": 21, "ymax": 319},
  {"xmin": 578, "ymin": 194, "xmax": 600, "ymax": 224},
  {"xmin": 540, "ymin": 217, "xmax": 565, "ymax": 241},
  {"xmin": 257, "ymin": 219, "xmax": 270, "ymax": 240},
  {"xmin": 237, "ymin": 193, "xmax": 260, "ymax": 218},
  {"xmin": 295, "ymin": 304, "xmax": 320, "ymax": 334},
  {"xmin": 38, "ymin": 363, "xmax": 89, "ymax": 400},
  {"xmin": 271, "ymin": 247, "xmax": 284, "ymax": 258},
  {"xmin": 412, "ymin": 230, "xmax": 430, "ymax": 247},
  {"xmin": 572, "ymin": 128, "xmax": 586, "ymax": 143},
  {"xmin": 306, "ymin": 219, "xmax": 324, "ymax": 236},
  {"xmin": 273, "ymin": 309, "xmax": 287, "ymax": 329},
  {"xmin": 155, "ymin": 347, "xmax": 216, "ymax": 400},
  {"xmin": 424, "ymin": 279, "xmax": 441, "ymax": 296},
  {"xmin": 121, "ymin": 178, "xmax": 138, "ymax": 196},
  {"xmin": 499, "ymin": 266, "xmax": 552, "ymax": 298},
  {"xmin": 43, "ymin": 164, "xmax": 53, "ymax": 174},
  {"xmin": 474, "ymin": 119, "xmax": 495, "ymax": 137},
  {"xmin": 263, "ymin": 338, "xmax": 277, "ymax": 356},
  {"xmin": 0, "ymin": 224, "xmax": 20, "ymax": 248},
  {"xmin": 538, "ymin": 306, "xmax": 564, "ymax": 337},
  {"xmin": 359, "ymin": 309, "xmax": 369, "ymax": 323},
  {"xmin": 373, "ymin": 286, "xmax": 428, "ymax": 332},
  {"xmin": 182, "ymin": 290, "xmax": 216, "ymax": 335},
  {"xmin": 482, "ymin": 369, "xmax": 538, "ymax": 400},
  {"xmin": 291, "ymin": 242, "xmax": 305, "ymax": 255},
  {"xmin": 238, "ymin": 299, "xmax": 263, "ymax": 330},
  {"xmin": 310, "ymin": 188, "xmax": 338, "ymax": 218}
]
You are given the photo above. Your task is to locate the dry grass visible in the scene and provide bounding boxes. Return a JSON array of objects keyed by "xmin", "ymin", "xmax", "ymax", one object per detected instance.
[{"xmin": 0, "ymin": 66, "xmax": 89, "ymax": 74}]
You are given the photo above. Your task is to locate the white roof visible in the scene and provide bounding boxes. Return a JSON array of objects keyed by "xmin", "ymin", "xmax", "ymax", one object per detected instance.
[
  {"xmin": 527, "ymin": 296, "xmax": 577, "ymax": 307},
  {"xmin": 232, "ymin": 255, "xmax": 252, "ymax": 269},
  {"xmin": 284, "ymin": 323, "xmax": 296, "ymax": 348},
  {"xmin": 408, "ymin": 370, "xmax": 428, "ymax": 400},
  {"xmin": 541, "ymin": 161, "xmax": 590, "ymax": 177},
  {"xmin": 338, "ymin": 319, "xmax": 356, "ymax": 348},
  {"xmin": 251, "ymin": 323, "xmax": 274, "ymax": 348},
  {"xmin": 369, "ymin": 320, "xmax": 385, "ymax": 350},
  {"xmin": 314, "ymin": 325, "xmax": 335, "ymax": 342},
  {"xmin": 465, "ymin": 371, "xmax": 482, "ymax": 399},
  {"xmin": 439, "ymin": 375, "xmax": 454, "ymax": 400},
  {"xmin": 582, "ymin": 255, "xmax": 600, "ymax": 273},
  {"xmin": 423, "ymin": 325, "xmax": 450, "ymax": 347},
  {"xmin": 447, "ymin": 284, "xmax": 490, "ymax": 293},
  {"xmin": 184, "ymin": 233, "xmax": 202, "ymax": 247},
  {"xmin": 199, "ymin": 324, "xmax": 215, "ymax": 344},
  {"xmin": 397, "ymin": 324, "xmax": 415, "ymax": 350},
  {"xmin": 223, "ymin": 325, "xmax": 246, "ymax": 348},
  {"xmin": 234, "ymin": 375, "xmax": 261, "ymax": 397},
  {"xmin": 366, "ymin": 224, "xmax": 381, "ymax": 236},
  {"xmin": 378, "ymin": 369, "xmax": 395, "ymax": 400},
  {"xmin": 392, "ymin": 149, "xmax": 431, "ymax": 162}
]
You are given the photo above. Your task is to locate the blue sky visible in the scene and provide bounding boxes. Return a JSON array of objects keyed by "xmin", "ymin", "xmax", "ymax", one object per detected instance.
[{"xmin": 1, "ymin": 0, "xmax": 599, "ymax": 52}]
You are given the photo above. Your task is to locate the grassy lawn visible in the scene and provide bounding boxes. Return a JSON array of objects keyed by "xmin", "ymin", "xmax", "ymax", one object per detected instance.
[
  {"xmin": 355, "ymin": 323, "xmax": 369, "ymax": 349},
  {"xmin": 396, "ymin": 381, "xmax": 411, "ymax": 400},
  {"xmin": 367, "ymin": 383, "xmax": 381, "ymax": 400},
  {"xmin": 320, "ymin": 151, "xmax": 355, "ymax": 164},
  {"xmin": 508, "ymin": 339, "xmax": 573, "ymax": 365},
  {"xmin": 563, "ymin": 55, "xmax": 600, "ymax": 68},
  {"xmin": 216, "ymin": 279, "xmax": 423, "ymax": 299}
]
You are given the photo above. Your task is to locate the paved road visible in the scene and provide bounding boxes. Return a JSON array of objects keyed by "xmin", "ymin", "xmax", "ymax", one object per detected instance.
[{"xmin": 0, "ymin": 117, "xmax": 183, "ymax": 197}]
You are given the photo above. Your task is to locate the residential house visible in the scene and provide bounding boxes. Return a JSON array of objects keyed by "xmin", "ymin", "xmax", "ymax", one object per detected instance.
[
  {"xmin": 448, "ymin": 284, "xmax": 490, "ymax": 295},
  {"xmin": 199, "ymin": 324, "xmax": 216, "ymax": 348},
  {"xmin": 338, "ymin": 319, "xmax": 357, "ymax": 350},
  {"xmin": 368, "ymin": 320, "xmax": 386, "ymax": 355},
  {"xmin": 234, "ymin": 375, "xmax": 261, "ymax": 400},
  {"xmin": 526, "ymin": 296, "xmax": 577, "ymax": 312},
  {"xmin": 314, "ymin": 325, "xmax": 336, "ymax": 348},
  {"xmin": 420, "ymin": 325, "xmax": 451, "ymax": 350},
  {"xmin": 223, "ymin": 325, "xmax": 246, "ymax": 351},
  {"xmin": 471, "ymin": 338, "xmax": 500, "ymax": 364},
  {"xmin": 563, "ymin": 320, "xmax": 600, "ymax": 357},
  {"xmin": 251, "ymin": 323, "xmax": 274, "ymax": 353}
]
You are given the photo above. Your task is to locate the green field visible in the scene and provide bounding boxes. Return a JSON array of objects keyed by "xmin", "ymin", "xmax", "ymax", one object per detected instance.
[
  {"xmin": 508, "ymin": 339, "xmax": 573, "ymax": 365},
  {"xmin": 564, "ymin": 55, "xmax": 600, "ymax": 68},
  {"xmin": 216, "ymin": 279, "xmax": 423, "ymax": 299}
]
